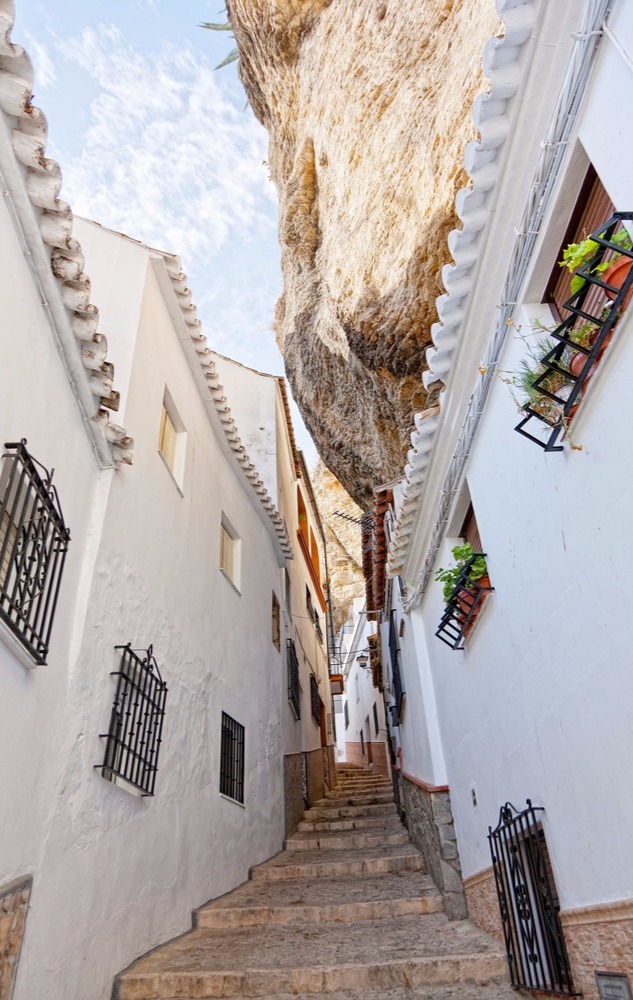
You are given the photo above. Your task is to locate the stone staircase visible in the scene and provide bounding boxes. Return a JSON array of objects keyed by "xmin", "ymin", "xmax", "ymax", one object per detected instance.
[{"xmin": 114, "ymin": 765, "xmax": 514, "ymax": 1000}]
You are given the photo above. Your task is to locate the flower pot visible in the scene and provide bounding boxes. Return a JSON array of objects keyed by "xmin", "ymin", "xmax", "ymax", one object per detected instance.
[
  {"xmin": 603, "ymin": 255, "xmax": 633, "ymax": 308},
  {"xmin": 457, "ymin": 573, "xmax": 491, "ymax": 640},
  {"xmin": 569, "ymin": 351, "xmax": 589, "ymax": 378}
]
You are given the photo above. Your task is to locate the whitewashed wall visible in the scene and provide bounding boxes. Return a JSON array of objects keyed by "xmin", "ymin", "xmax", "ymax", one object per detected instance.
[
  {"xmin": 5, "ymin": 222, "xmax": 286, "ymax": 1000},
  {"xmin": 401, "ymin": 14, "xmax": 633, "ymax": 914}
]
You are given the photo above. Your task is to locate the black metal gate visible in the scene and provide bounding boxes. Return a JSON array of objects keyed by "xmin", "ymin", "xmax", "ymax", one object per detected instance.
[{"xmin": 488, "ymin": 800, "xmax": 578, "ymax": 995}]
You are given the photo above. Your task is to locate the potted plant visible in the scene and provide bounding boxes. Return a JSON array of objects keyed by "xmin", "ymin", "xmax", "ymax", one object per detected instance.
[
  {"xmin": 435, "ymin": 543, "xmax": 489, "ymax": 602},
  {"xmin": 511, "ymin": 337, "xmax": 574, "ymax": 424},
  {"xmin": 559, "ymin": 227, "xmax": 633, "ymax": 302}
]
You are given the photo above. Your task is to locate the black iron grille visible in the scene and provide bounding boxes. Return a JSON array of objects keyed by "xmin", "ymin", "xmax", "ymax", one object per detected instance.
[
  {"xmin": 435, "ymin": 553, "xmax": 492, "ymax": 650},
  {"xmin": 516, "ymin": 212, "xmax": 633, "ymax": 450},
  {"xmin": 389, "ymin": 610, "xmax": 405, "ymax": 720},
  {"xmin": 98, "ymin": 644, "xmax": 167, "ymax": 796},
  {"xmin": 287, "ymin": 638, "xmax": 301, "ymax": 719},
  {"xmin": 220, "ymin": 711, "xmax": 245, "ymax": 803},
  {"xmin": 0, "ymin": 440, "xmax": 70, "ymax": 665},
  {"xmin": 310, "ymin": 673, "xmax": 320, "ymax": 724},
  {"xmin": 488, "ymin": 800, "xmax": 578, "ymax": 995},
  {"xmin": 344, "ymin": 700, "xmax": 349, "ymax": 730}
]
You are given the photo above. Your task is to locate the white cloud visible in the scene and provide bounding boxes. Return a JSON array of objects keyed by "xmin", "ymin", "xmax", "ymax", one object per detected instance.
[
  {"xmin": 55, "ymin": 25, "xmax": 276, "ymax": 259},
  {"xmin": 26, "ymin": 35, "xmax": 57, "ymax": 91}
]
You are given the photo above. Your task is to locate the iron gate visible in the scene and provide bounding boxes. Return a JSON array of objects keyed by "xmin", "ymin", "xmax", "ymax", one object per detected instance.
[{"xmin": 488, "ymin": 800, "xmax": 578, "ymax": 995}]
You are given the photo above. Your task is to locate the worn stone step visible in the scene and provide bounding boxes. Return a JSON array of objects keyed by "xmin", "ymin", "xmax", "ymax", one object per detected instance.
[
  {"xmin": 195, "ymin": 872, "xmax": 442, "ymax": 929},
  {"xmin": 325, "ymin": 788, "xmax": 393, "ymax": 800},
  {"xmin": 316, "ymin": 793, "xmax": 394, "ymax": 808},
  {"xmin": 214, "ymin": 988, "xmax": 517, "ymax": 1000},
  {"xmin": 298, "ymin": 814, "xmax": 402, "ymax": 832},
  {"xmin": 115, "ymin": 913, "xmax": 507, "ymax": 999},
  {"xmin": 250, "ymin": 844, "xmax": 425, "ymax": 881},
  {"xmin": 285, "ymin": 829, "xmax": 409, "ymax": 851},
  {"xmin": 304, "ymin": 802, "xmax": 397, "ymax": 820},
  {"xmin": 335, "ymin": 782, "xmax": 392, "ymax": 793}
]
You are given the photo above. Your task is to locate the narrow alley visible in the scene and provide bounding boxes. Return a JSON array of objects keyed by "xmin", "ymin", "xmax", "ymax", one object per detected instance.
[{"xmin": 114, "ymin": 766, "xmax": 512, "ymax": 999}]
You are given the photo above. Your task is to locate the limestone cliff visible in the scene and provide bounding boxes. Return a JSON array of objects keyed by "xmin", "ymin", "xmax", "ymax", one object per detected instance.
[
  {"xmin": 312, "ymin": 462, "xmax": 364, "ymax": 633},
  {"xmin": 227, "ymin": 0, "xmax": 499, "ymax": 508}
]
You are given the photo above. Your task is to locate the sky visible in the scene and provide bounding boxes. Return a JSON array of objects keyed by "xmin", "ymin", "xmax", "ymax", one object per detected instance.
[{"xmin": 12, "ymin": 0, "xmax": 317, "ymax": 463}]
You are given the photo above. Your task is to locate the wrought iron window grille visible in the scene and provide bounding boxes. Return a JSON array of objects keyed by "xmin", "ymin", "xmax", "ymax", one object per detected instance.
[
  {"xmin": 220, "ymin": 711, "xmax": 245, "ymax": 804},
  {"xmin": 287, "ymin": 637, "xmax": 301, "ymax": 719},
  {"xmin": 488, "ymin": 800, "xmax": 578, "ymax": 996},
  {"xmin": 388, "ymin": 610, "xmax": 405, "ymax": 721},
  {"xmin": 435, "ymin": 553, "xmax": 493, "ymax": 650},
  {"xmin": 97, "ymin": 644, "xmax": 167, "ymax": 797},
  {"xmin": 310, "ymin": 672, "xmax": 320, "ymax": 724},
  {"xmin": 0, "ymin": 440, "xmax": 70, "ymax": 665},
  {"xmin": 515, "ymin": 212, "xmax": 633, "ymax": 450}
]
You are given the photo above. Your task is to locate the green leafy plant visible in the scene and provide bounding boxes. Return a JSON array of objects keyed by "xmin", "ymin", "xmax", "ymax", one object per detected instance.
[
  {"xmin": 560, "ymin": 228, "xmax": 633, "ymax": 295},
  {"xmin": 435, "ymin": 543, "xmax": 487, "ymax": 604},
  {"xmin": 511, "ymin": 336, "xmax": 573, "ymax": 421}
]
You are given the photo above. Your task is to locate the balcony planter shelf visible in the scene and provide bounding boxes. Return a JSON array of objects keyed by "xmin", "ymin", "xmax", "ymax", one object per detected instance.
[
  {"xmin": 435, "ymin": 553, "xmax": 493, "ymax": 650},
  {"xmin": 515, "ymin": 211, "xmax": 633, "ymax": 451}
]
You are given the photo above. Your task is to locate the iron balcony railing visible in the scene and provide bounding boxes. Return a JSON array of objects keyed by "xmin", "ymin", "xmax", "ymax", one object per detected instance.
[
  {"xmin": 516, "ymin": 212, "xmax": 633, "ymax": 450},
  {"xmin": 388, "ymin": 610, "xmax": 405, "ymax": 722},
  {"xmin": 310, "ymin": 673, "xmax": 320, "ymax": 724},
  {"xmin": 97, "ymin": 644, "xmax": 168, "ymax": 797},
  {"xmin": 287, "ymin": 637, "xmax": 301, "ymax": 719},
  {"xmin": 220, "ymin": 711, "xmax": 245, "ymax": 804},
  {"xmin": 0, "ymin": 440, "xmax": 70, "ymax": 665},
  {"xmin": 435, "ymin": 553, "xmax": 492, "ymax": 650},
  {"xmin": 489, "ymin": 801, "xmax": 578, "ymax": 996}
]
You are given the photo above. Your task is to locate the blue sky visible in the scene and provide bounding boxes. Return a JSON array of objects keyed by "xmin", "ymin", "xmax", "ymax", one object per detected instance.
[{"xmin": 13, "ymin": 0, "xmax": 317, "ymax": 462}]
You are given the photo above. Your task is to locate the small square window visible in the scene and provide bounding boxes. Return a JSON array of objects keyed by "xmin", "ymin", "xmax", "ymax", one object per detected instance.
[
  {"xmin": 219, "ymin": 515, "xmax": 241, "ymax": 592},
  {"xmin": 272, "ymin": 592, "xmax": 280, "ymax": 651},
  {"xmin": 158, "ymin": 389, "xmax": 186, "ymax": 490}
]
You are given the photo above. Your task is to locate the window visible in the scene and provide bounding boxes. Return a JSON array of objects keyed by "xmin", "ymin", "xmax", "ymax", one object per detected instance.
[
  {"xmin": 297, "ymin": 488, "xmax": 309, "ymax": 548},
  {"xmin": 309, "ymin": 673, "xmax": 320, "ymax": 724},
  {"xmin": 219, "ymin": 712, "xmax": 245, "ymax": 804},
  {"xmin": 388, "ymin": 610, "xmax": 405, "ymax": 721},
  {"xmin": 219, "ymin": 514, "xmax": 241, "ymax": 591},
  {"xmin": 98, "ymin": 644, "xmax": 167, "ymax": 797},
  {"xmin": 344, "ymin": 700, "xmax": 349, "ymax": 729},
  {"xmin": 360, "ymin": 730, "xmax": 365, "ymax": 756},
  {"xmin": 309, "ymin": 528, "xmax": 320, "ymax": 584},
  {"xmin": 435, "ymin": 503, "xmax": 493, "ymax": 650},
  {"xmin": 373, "ymin": 701, "xmax": 379, "ymax": 737},
  {"xmin": 158, "ymin": 389, "xmax": 186, "ymax": 489},
  {"xmin": 287, "ymin": 638, "xmax": 300, "ymax": 719},
  {"xmin": 0, "ymin": 441, "xmax": 70, "ymax": 665},
  {"xmin": 271, "ymin": 592, "xmax": 280, "ymax": 650}
]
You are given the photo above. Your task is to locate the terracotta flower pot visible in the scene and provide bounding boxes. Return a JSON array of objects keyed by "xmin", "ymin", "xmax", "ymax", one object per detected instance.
[
  {"xmin": 458, "ymin": 573, "xmax": 491, "ymax": 639},
  {"xmin": 603, "ymin": 255, "xmax": 633, "ymax": 308},
  {"xmin": 569, "ymin": 351, "xmax": 588, "ymax": 378}
]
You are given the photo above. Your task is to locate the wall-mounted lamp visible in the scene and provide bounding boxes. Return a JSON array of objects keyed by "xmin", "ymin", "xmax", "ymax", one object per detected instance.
[{"xmin": 356, "ymin": 652, "xmax": 370, "ymax": 671}]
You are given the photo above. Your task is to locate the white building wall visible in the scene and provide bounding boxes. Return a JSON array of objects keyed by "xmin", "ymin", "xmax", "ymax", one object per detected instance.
[
  {"xmin": 401, "ymin": 15, "xmax": 633, "ymax": 914},
  {"xmin": 4, "ymin": 225, "xmax": 286, "ymax": 1000}
]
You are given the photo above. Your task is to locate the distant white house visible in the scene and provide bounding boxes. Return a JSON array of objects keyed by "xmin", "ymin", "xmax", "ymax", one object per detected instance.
[
  {"xmin": 333, "ymin": 597, "xmax": 389, "ymax": 777},
  {"xmin": 372, "ymin": 1, "xmax": 633, "ymax": 995},
  {"xmin": 0, "ymin": 13, "xmax": 331, "ymax": 1000},
  {"xmin": 212, "ymin": 352, "xmax": 335, "ymax": 833}
]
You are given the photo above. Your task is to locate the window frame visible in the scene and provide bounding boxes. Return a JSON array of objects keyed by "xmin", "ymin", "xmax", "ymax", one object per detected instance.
[
  {"xmin": 157, "ymin": 389, "xmax": 187, "ymax": 491},
  {"xmin": 219, "ymin": 514, "xmax": 241, "ymax": 593},
  {"xmin": 219, "ymin": 711, "xmax": 245, "ymax": 805}
]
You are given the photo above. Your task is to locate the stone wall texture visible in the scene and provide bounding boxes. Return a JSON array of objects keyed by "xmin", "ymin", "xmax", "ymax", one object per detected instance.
[
  {"xmin": 398, "ymin": 774, "xmax": 466, "ymax": 920},
  {"xmin": 0, "ymin": 876, "xmax": 32, "ymax": 1000},
  {"xmin": 283, "ymin": 752, "xmax": 305, "ymax": 836},
  {"xmin": 561, "ymin": 898, "xmax": 633, "ymax": 1000},
  {"xmin": 464, "ymin": 867, "xmax": 504, "ymax": 943},
  {"xmin": 312, "ymin": 462, "xmax": 364, "ymax": 631},
  {"xmin": 227, "ymin": 0, "xmax": 500, "ymax": 507}
]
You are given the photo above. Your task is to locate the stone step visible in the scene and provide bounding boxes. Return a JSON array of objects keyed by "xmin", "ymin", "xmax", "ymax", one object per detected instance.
[
  {"xmin": 250, "ymin": 844, "xmax": 425, "ymax": 881},
  {"xmin": 115, "ymin": 913, "xmax": 507, "ymax": 999},
  {"xmin": 195, "ymin": 872, "xmax": 442, "ymax": 929},
  {"xmin": 316, "ymin": 792, "xmax": 394, "ymax": 807},
  {"xmin": 326, "ymin": 788, "xmax": 393, "ymax": 800},
  {"xmin": 335, "ymin": 781, "xmax": 392, "ymax": 792},
  {"xmin": 304, "ymin": 802, "xmax": 397, "ymax": 820},
  {"xmin": 298, "ymin": 814, "xmax": 402, "ymax": 832},
  {"xmin": 213, "ymin": 988, "xmax": 517, "ymax": 1000},
  {"xmin": 285, "ymin": 829, "xmax": 409, "ymax": 851}
]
